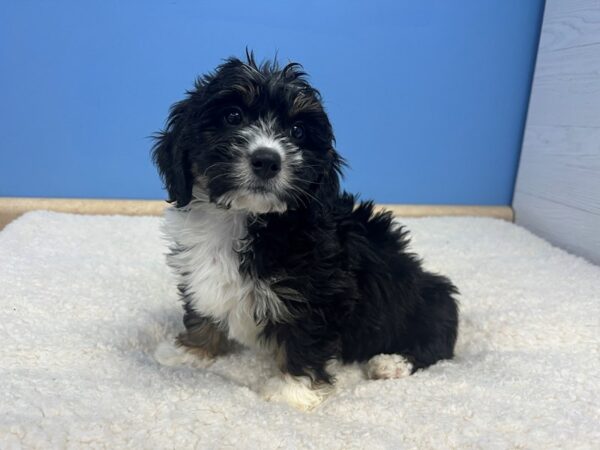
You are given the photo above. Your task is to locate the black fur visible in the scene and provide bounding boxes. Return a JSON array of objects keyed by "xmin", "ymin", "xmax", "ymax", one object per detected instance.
[
  {"xmin": 152, "ymin": 51, "xmax": 342, "ymax": 209},
  {"xmin": 153, "ymin": 52, "xmax": 459, "ymax": 385}
]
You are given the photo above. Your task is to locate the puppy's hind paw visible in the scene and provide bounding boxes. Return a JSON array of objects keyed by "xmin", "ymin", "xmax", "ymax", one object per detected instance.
[{"xmin": 366, "ymin": 354, "xmax": 413, "ymax": 380}]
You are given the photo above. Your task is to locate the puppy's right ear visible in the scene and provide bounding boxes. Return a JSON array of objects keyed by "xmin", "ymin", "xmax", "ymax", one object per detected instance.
[{"xmin": 152, "ymin": 98, "xmax": 193, "ymax": 207}]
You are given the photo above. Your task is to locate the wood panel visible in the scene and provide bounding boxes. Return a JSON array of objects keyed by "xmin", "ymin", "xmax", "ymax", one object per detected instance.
[
  {"xmin": 539, "ymin": 0, "xmax": 600, "ymax": 52},
  {"xmin": 526, "ymin": 43, "xmax": 600, "ymax": 127},
  {"xmin": 517, "ymin": 125, "xmax": 600, "ymax": 214},
  {"xmin": 514, "ymin": 192, "xmax": 600, "ymax": 264},
  {"xmin": 514, "ymin": 0, "xmax": 600, "ymax": 264}
]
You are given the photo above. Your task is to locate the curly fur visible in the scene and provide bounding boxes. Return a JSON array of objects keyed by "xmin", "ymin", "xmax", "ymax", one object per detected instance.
[{"xmin": 152, "ymin": 51, "xmax": 459, "ymax": 409}]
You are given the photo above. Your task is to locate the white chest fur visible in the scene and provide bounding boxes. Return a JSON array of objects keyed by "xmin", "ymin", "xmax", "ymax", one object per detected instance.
[{"xmin": 163, "ymin": 202, "xmax": 283, "ymax": 348}]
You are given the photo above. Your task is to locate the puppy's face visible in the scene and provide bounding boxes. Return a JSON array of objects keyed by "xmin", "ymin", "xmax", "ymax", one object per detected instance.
[{"xmin": 153, "ymin": 56, "xmax": 343, "ymax": 213}]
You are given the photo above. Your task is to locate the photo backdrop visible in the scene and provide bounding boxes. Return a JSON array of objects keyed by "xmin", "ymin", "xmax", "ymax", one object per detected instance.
[{"xmin": 0, "ymin": 0, "xmax": 544, "ymax": 204}]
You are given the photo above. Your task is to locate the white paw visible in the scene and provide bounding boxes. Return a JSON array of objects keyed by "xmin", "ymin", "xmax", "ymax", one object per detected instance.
[
  {"xmin": 366, "ymin": 354, "xmax": 413, "ymax": 379},
  {"xmin": 153, "ymin": 340, "xmax": 213, "ymax": 368},
  {"xmin": 261, "ymin": 374, "xmax": 331, "ymax": 411}
]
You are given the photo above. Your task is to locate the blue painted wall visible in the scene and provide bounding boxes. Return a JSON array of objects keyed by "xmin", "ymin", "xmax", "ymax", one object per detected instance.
[{"xmin": 0, "ymin": 0, "xmax": 544, "ymax": 205}]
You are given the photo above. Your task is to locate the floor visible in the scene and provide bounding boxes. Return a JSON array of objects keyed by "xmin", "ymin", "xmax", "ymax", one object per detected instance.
[{"xmin": 0, "ymin": 211, "xmax": 598, "ymax": 448}]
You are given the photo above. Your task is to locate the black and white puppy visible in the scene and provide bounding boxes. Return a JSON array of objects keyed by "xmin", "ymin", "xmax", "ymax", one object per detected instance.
[{"xmin": 153, "ymin": 53, "xmax": 459, "ymax": 410}]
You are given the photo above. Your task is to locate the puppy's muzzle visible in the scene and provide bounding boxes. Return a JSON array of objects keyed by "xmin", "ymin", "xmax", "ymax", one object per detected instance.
[{"xmin": 250, "ymin": 147, "xmax": 281, "ymax": 180}]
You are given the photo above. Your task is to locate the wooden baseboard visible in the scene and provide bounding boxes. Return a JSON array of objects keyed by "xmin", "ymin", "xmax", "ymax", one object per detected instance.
[
  {"xmin": 377, "ymin": 204, "xmax": 513, "ymax": 221},
  {"xmin": 0, "ymin": 197, "xmax": 513, "ymax": 230}
]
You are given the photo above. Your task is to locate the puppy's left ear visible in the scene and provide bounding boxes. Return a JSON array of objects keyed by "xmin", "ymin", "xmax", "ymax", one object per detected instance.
[{"xmin": 152, "ymin": 98, "xmax": 193, "ymax": 207}]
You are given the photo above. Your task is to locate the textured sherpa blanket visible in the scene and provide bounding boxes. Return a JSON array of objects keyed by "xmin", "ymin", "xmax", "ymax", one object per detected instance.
[{"xmin": 1, "ymin": 211, "xmax": 599, "ymax": 449}]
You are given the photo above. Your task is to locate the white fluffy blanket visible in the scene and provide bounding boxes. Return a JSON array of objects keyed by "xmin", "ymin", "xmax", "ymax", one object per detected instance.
[{"xmin": 1, "ymin": 211, "xmax": 598, "ymax": 449}]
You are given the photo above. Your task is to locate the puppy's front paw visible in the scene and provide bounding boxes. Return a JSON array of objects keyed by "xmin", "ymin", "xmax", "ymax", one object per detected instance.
[
  {"xmin": 366, "ymin": 353, "xmax": 413, "ymax": 379},
  {"xmin": 153, "ymin": 340, "xmax": 214, "ymax": 368},
  {"xmin": 261, "ymin": 374, "xmax": 331, "ymax": 411}
]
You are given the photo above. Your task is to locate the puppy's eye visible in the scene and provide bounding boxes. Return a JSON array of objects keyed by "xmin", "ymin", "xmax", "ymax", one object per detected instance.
[
  {"xmin": 291, "ymin": 123, "xmax": 305, "ymax": 141},
  {"xmin": 224, "ymin": 108, "xmax": 243, "ymax": 126}
]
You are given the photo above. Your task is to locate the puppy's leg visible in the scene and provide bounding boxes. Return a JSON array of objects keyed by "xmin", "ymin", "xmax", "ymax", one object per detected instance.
[
  {"xmin": 260, "ymin": 340, "xmax": 336, "ymax": 411},
  {"xmin": 366, "ymin": 353, "xmax": 413, "ymax": 379},
  {"xmin": 368, "ymin": 273, "xmax": 458, "ymax": 379},
  {"xmin": 261, "ymin": 373, "xmax": 333, "ymax": 411},
  {"xmin": 155, "ymin": 310, "xmax": 231, "ymax": 366},
  {"xmin": 405, "ymin": 273, "xmax": 458, "ymax": 372}
]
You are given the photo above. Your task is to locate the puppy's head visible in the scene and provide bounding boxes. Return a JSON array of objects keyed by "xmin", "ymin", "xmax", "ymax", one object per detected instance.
[
  {"xmin": 153, "ymin": 54, "xmax": 343, "ymax": 214},
  {"xmin": 153, "ymin": 52, "xmax": 343, "ymax": 214}
]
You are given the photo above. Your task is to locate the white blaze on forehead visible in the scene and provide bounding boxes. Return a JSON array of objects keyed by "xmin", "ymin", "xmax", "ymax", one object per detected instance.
[
  {"xmin": 241, "ymin": 117, "xmax": 297, "ymax": 162},
  {"xmin": 248, "ymin": 132, "xmax": 285, "ymax": 158}
]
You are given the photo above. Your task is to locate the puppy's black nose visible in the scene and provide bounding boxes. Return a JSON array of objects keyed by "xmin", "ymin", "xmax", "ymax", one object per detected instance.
[{"xmin": 250, "ymin": 148, "xmax": 281, "ymax": 180}]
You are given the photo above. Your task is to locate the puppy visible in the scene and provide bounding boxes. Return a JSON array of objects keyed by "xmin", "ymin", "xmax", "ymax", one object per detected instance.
[{"xmin": 152, "ymin": 53, "xmax": 459, "ymax": 410}]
